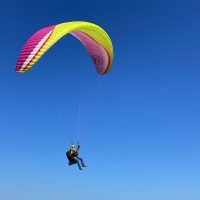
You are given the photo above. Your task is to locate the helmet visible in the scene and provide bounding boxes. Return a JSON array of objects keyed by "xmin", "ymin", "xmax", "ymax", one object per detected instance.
[{"xmin": 71, "ymin": 144, "xmax": 76, "ymax": 149}]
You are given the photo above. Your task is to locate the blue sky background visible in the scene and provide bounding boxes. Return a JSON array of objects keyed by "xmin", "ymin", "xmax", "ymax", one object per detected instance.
[{"xmin": 0, "ymin": 0, "xmax": 200, "ymax": 199}]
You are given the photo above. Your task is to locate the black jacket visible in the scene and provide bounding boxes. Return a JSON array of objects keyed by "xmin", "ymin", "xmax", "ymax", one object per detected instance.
[{"xmin": 66, "ymin": 146, "xmax": 80, "ymax": 161}]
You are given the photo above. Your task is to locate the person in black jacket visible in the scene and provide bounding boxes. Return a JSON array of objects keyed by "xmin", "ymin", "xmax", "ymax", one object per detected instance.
[{"xmin": 66, "ymin": 143, "xmax": 87, "ymax": 170}]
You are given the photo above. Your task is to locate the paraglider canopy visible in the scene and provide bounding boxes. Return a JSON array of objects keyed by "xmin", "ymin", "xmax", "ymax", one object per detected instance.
[{"xmin": 15, "ymin": 21, "xmax": 113, "ymax": 74}]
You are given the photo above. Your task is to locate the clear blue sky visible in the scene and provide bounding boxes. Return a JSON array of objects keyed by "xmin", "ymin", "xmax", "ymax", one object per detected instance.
[{"xmin": 0, "ymin": 0, "xmax": 200, "ymax": 199}]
